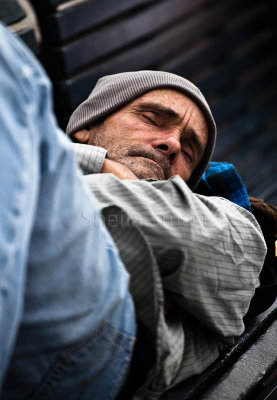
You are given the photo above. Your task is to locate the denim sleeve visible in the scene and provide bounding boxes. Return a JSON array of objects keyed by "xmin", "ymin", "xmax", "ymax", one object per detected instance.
[{"xmin": 0, "ymin": 24, "xmax": 135, "ymax": 400}]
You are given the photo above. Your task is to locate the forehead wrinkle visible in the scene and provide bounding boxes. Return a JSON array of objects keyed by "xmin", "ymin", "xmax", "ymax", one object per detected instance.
[
  {"xmin": 130, "ymin": 98, "xmax": 208, "ymax": 156},
  {"xmin": 131, "ymin": 101, "xmax": 183, "ymax": 123}
]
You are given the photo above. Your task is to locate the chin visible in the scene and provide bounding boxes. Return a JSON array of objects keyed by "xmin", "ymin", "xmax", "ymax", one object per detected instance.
[
  {"xmin": 122, "ymin": 158, "xmax": 166, "ymax": 180},
  {"xmin": 133, "ymin": 168, "xmax": 165, "ymax": 181}
]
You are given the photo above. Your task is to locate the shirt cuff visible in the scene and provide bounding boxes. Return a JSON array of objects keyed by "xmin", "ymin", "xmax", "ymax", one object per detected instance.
[{"xmin": 73, "ymin": 143, "xmax": 107, "ymax": 174}]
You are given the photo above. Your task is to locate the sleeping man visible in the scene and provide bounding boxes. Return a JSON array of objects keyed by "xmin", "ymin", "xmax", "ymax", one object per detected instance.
[
  {"xmin": 66, "ymin": 70, "xmax": 267, "ymax": 398},
  {"xmin": 0, "ymin": 25, "xmax": 266, "ymax": 400}
]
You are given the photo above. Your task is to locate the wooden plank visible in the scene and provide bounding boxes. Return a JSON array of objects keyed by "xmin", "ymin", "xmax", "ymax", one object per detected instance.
[
  {"xmin": 0, "ymin": 0, "xmax": 26, "ymax": 24},
  {"xmin": 45, "ymin": 0, "xmax": 158, "ymax": 43},
  {"xmin": 56, "ymin": 28, "xmax": 274, "ymax": 113},
  {"xmin": 218, "ymin": 127, "xmax": 277, "ymax": 202},
  {"xmin": 30, "ymin": 0, "xmax": 69, "ymax": 12},
  {"xmin": 268, "ymin": 191, "xmax": 277, "ymax": 206},
  {"xmin": 211, "ymin": 62, "xmax": 277, "ymax": 124},
  {"xmin": 199, "ymin": 320, "xmax": 277, "ymax": 400},
  {"xmin": 160, "ymin": 7, "xmax": 269, "ymax": 79},
  {"xmin": 18, "ymin": 28, "xmax": 39, "ymax": 55},
  {"xmin": 239, "ymin": 136, "xmax": 277, "ymax": 189},
  {"xmin": 161, "ymin": 304, "xmax": 277, "ymax": 399},
  {"xmin": 216, "ymin": 136, "xmax": 277, "ymax": 194},
  {"xmin": 247, "ymin": 162, "xmax": 277, "ymax": 200},
  {"xmin": 48, "ymin": 0, "xmax": 209, "ymax": 77},
  {"xmin": 197, "ymin": 37, "xmax": 275, "ymax": 97},
  {"xmin": 54, "ymin": 1, "xmax": 253, "ymax": 110},
  {"xmin": 213, "ymin": 91, "xmax": 277, "ymax": 159},
  {"xmin": 257, "ymin": 182, "xmax": 277, "ymax": 205},
  {"xmin": 223, "ymin": 128, "xmax": 277, "ymax": 171}
]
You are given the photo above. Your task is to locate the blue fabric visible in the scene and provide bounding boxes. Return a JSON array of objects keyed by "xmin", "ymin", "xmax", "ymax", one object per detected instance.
[
  {"xmin": 198, "ymin": 161, "xmax": 252, "ymax": 212},
  {"xmin": 0, "ymin": 24, "xmax": 135, "ymax": 399}
]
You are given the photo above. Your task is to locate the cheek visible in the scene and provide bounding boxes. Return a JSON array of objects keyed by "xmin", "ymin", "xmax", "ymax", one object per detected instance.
[
  {"xmin": 172, "ymin": 158, "xmax": 191, "ymax": 182},
  {"xmin": 108, "ymin": 118, "xmax": 149, "ymax": 142}
]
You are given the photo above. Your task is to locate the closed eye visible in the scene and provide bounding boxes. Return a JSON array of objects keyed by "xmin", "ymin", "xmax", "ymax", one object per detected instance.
[
  {"xmin": 142, "ymin": 113, "xmax": 158, "ymax": 126},
  {"xmin": 181, "ymin": 149, "xmax": 193, "ymax": 162},
  {"xmin": 180, "ymin": 130, "xmax": 205, "ymax": 165}
]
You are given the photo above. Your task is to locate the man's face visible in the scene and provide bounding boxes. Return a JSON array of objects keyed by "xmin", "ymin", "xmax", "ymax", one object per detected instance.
[{"xmin": 77, "ymin": 89, "xmax": 208, "ymax": 182}]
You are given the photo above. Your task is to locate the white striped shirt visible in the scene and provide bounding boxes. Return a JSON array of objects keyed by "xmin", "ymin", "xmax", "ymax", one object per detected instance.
[{"xmin": 74, "ymin": 144, "xmax": 266, "ymax": 399}]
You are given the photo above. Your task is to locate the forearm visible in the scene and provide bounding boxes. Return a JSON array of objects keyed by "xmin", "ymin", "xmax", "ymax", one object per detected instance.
[
  {"xmin": 73, "ymin": 143, "xmax": 138, "ymax": 179},
  {"xmin": 83, "ymin": 173, "xmax": 267, "ymax": 340}
]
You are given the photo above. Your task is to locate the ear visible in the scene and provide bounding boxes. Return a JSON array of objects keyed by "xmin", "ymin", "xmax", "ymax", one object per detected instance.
[{"xmin": 73, "ymin": 129, "xmax": 90, "ymax": 144}]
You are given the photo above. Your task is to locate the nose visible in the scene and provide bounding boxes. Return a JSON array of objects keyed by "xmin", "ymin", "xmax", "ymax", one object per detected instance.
[{"xmin": 152, "ymin": 133, "xmax": 181, "ymax": 163}]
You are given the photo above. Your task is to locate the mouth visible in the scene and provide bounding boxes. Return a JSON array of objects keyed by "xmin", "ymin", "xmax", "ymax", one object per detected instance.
[
  {"xmin": 132, "ymin": 156, "xmax": 166, "ymax": 178},
  {"xmin": 137, "ymin": 156, "xmax": 162, "ymax": 167}
]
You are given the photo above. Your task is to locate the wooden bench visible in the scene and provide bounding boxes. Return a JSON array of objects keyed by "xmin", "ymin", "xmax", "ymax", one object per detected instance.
[
  {"xmin": 2, "ymin": 0, "xmax": 277, "ymax": 398},
  {"xmin": 23, "ymin": 0, "xmax": 277, "ymax": 205},
  {"xmin": 0, "ymin": 0, "xmax": 39, "ymax": 55},
  {"xmin": 162, "ymin": 300, "xmax": 277, "ymax": 400}
]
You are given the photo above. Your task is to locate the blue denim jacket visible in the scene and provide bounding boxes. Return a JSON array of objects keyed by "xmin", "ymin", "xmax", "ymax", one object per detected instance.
[{"xmin": 0, "ymin": 24, "xmax": 135, "ymax": 399}]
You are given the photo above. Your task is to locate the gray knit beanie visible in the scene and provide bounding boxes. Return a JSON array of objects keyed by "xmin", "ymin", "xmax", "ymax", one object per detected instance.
[{"xmin": 66, "ymin": 70, "xmax": 216, "ymax": 188}]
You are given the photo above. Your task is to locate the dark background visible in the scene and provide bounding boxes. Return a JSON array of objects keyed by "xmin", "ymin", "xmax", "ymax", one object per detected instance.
[{"xmin": 2, "ymin": 0, "xmax": 277, "ymax": 203}]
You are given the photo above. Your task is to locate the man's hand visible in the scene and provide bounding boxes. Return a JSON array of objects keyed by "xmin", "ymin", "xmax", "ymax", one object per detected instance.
[{"xmin": 101, "ymin": 159, "xmax": 138, "ymax": 180}]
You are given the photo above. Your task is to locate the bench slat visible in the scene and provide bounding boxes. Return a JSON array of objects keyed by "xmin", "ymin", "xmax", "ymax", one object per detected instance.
[
  {"xmin": 54, "ymin": 1, "xmax": 256, "ymax": 110},
  {"xmin": 32, "ymin": 0, "xmax": 276, "ymax": 204},
  {"xmin": 161, "ymin": 304, "xmax": 277, "ymax": 400},
  {"xmin": 201, "ymin": 320, "xmax": 277, "ymax": 400},
  {"xmin": 0, "ymin": 0, "xmax": 26, "ymax": 25},
  {"xmin": 198, "ymin": 37, "xmax": 275, "ymax": 96},
  {"xmin": 48, "ymin": 0, "xmax": 208, "ymax": 77},
  {"xmin": 18, "ymin": 28, "xmax": 39, "ymax": 55},
  {"xmin": 161, "ymin": 4, "xmax": 270, "ymax": 80},
  {"xmin": 45, "ymin": 0, "xmax": 163, "ymax": 44},
  {"xmin": 211, "ymin": 62, "xmax": 276, "ymax": 124},
  {"xmin": 214, "ymin": 91, "xmax": 277, "ymax": 159},
  {"xmin": 30, "ymin": 0, "xmax": 69, "ymax": 12}
]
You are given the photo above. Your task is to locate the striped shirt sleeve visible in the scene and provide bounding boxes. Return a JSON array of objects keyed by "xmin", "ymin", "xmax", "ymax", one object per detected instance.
[
  {"xmin": 82, "ymin": 172, "xmax": 267, "ymax": 397},
  {"xmin": 73, "ymin": 143, "xmax": 107, "ymax": 174},
  {"xmin": 83, "ymin": 173, "xmax": 267, "ymax": 339}
]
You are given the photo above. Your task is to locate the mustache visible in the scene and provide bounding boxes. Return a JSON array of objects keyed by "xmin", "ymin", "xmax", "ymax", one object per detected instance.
[{"xmin": 127, "ymin": 147, "xmax": 172, "ymax": 179}]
